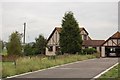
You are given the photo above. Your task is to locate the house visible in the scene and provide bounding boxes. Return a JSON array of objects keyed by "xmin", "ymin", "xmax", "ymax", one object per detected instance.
[
  {"xmin": 46, "ymin": 27, "xmax": 103, "ymax": 56},
  {"xmin": 46, "ymin": 27, "xmax": 120, "ymax": 57},
  {"xmin": 101, "ymin": 31, "xmax": 120, "ymax": 57}
]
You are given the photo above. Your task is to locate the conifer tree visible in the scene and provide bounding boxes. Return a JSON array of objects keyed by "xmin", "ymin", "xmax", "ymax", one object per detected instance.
[{"xmin": 60, "ymin": 11, "xmax": 82, "ymax": 54}]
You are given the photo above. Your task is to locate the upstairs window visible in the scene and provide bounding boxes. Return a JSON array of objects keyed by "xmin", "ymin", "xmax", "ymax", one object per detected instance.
[{"xmin": 84, "ymin": 35, "xmax": 87, "ymax": 40}]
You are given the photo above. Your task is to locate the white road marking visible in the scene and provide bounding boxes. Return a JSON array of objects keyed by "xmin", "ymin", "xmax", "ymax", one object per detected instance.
[{"xmin": 93, "ymin": 62, "xmax": 119, "ymax": 79}]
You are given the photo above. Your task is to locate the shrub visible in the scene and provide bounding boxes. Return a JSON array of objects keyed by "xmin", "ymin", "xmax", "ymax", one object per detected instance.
[
  {"xmin": 24, "ymin": 43, "xmax": 36, "ymax": 56},
  {"xmin": 83, "ymin": 48, "xmax": 97, "ymax": 54}
]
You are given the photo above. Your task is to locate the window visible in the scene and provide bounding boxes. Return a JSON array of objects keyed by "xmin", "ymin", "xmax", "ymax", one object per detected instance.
[
  {"xmin": 56, "ymin": 46, "xmax": 60, "ymax": 51},
  {"xmin": 48, "ymin": 46, "xmax": 53, "ymax": 51},
  {"xmin": 84, "ymin": 35, "xmax": 87, "ymax": 40}
]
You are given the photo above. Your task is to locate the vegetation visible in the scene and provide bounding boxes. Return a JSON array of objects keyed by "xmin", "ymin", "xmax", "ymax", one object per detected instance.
[
  {"xmin": 0, "ymin": 62, "xmax": 2, "ymax": 78},
  {"xmin": 0, "ymin": 40, "xmax": 4, "ymax": 53},
  {"xmin": 1, "ymin": 49, "xmax": 7, "ymax": 56},
  {"xmin": 24, "ymin": 42, "xmax": 36, "ymax": 56},
  {"xmin": 82, "ymin": 48, "xmax": 97, "ymax": 54},
  {"xmin": 97, "ymin": 64, "xmax": 120, "ymax": 80},
  {"xmin": 7, "ymin": 31, "xmax": 22, "ymax": 56},
  {"xmin": 24, "ymin": 34, "xmax": 46, "ymax": 56},
  {"xmin": 100, "ymin": 65, "xmax": 120, "ymax": 78},
  {"xmin": 60, "ymin": 11, "xmax": 82, "ymax": 54},
  {"xmin": 34, "ymin": 34, "xmax": 47, "ymax": 55},
  {"xmin": 2, "ymin": 54, "xmax": 96, "ymax": 78}
]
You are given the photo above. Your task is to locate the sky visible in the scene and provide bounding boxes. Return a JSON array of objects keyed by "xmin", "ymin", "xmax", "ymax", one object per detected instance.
[{"xmin": 1, "ymin": 1, "xmax": 118, "ymax": 43}]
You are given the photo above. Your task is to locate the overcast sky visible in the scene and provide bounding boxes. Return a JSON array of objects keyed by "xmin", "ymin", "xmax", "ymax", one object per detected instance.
[{"xmin": 1, "ymin": 1, "xmax": 118, "ymax": 43}]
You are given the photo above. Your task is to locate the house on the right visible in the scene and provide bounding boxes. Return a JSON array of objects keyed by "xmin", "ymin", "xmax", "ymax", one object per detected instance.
[{"xmin": 101, "ymin": 31, "xmax": 120, "ymax": 57}]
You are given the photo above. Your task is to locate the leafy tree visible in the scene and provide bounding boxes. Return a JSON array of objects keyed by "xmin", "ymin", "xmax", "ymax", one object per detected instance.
[
  {"xmin": 7, "ymin": 31, "xmax": 22, "ymax": 55},
  {"xmin": 0, "ymin": 40, "xmax": 4, "ymax": 53},
  {"xmin": 35, "ymin": 34, "xmax": 47, "ymax": 55},
  {"xmin": 24, "ymin": 42, "xmax": 36, "ymax": 56},
  {"xmin": 60, "ymin": 11, "xmax": 82, "ymax": 54}
]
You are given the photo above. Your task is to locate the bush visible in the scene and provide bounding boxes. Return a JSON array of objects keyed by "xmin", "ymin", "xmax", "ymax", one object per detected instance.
[
  {"xmin": 83, "ymin": 48, "xmax": 97, "ymax": 54},
  {"xmin": 24, "ymin": 43, "xmax": 36, "ymax": 56}
]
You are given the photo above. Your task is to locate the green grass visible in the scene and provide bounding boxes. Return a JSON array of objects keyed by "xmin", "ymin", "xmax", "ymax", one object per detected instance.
[
  {"xmin": 2, "ymin": 54, "xmax": 96, "ymax": 78},
  {"xmin": 98, "ymin": 64, "xmax": 120, "ymax": 80},
  {"xmin": 0, "ymin": 62, "xmax": 2, "ymax": 78}
]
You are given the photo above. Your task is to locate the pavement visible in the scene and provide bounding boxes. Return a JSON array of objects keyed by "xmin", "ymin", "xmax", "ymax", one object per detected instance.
[{"xmin": 6, "ymin": 58, "xmax": 118, "ymax": 79}]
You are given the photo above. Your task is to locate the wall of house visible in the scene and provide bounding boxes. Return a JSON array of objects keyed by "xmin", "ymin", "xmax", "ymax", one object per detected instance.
[
  {"xmin": 101, "ymin": 47, "xmax": 105, "ymax": 57},
  {"xmin": 80, "ymin": 30, "xmax": 88, "ymax": 40},
  {"xmin": 47, "ymin": 30, "xmax": 59, "ymax": 46},
  {"xmin": 46, "ymin": 47, "xmax": 56, "ymax": 56},
  {"xmin": 101, "ymin": 39, "xmax": 119, "ymax": 57},
  {"xmin": 46, "ymin": 30, "xmax": 59, "ymax": 55},
  {"xmin": 46, "ymin": 28, "xmax": 90, "ymax": 55},
  {"xmin": 103, "ymin": 39, "xmax": 118, "ymax": 46}
]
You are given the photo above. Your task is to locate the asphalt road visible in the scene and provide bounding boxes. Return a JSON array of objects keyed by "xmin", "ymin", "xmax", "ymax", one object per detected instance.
[{"xmin": 7, "ymin": 58, "xmax": 118, "ymax": 79}]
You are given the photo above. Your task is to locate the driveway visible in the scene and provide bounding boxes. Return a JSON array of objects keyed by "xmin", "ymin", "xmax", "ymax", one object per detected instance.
[{"xmin": 7, "ymin": 58, "xmax": 118, "ymax": 79}]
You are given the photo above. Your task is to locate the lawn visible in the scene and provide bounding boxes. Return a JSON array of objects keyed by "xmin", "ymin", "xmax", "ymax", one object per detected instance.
[
  {"xmin": 98, "ymin": 64, "xmax": 120, "ymax": 80},
  {"xmin": 2, "ymin": 54, "xmax": 97, "ymax": 78}
]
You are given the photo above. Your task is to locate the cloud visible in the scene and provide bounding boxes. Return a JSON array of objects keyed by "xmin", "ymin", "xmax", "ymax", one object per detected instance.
[
  {"xmin": 1, "ymin": 0, "xmax": 119, "ymax": 2},
  {"xmin": 2, "ymin": 2, "xmax": 118, "ymax": 42}
]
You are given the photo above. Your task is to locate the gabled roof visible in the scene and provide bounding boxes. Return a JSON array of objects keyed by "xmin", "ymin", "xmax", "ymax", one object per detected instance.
[
  {"xmin": 47, "ymin": 27, "xmax": 89, "ymax": 42},
  {"xmin": 47, "ymin": 27, "xmax": 59, "ymax": 42},
  {"xmin": 101, "ymin": 31, "xmax": 120, "ymax": 46},
  {"xmin": 55, "ymin": 27, "xmax": 89, "ymax": 35},
  {"xmin": 110, "ymin": 31, "xmax": 120, "ymax": 39},
  {"xmin": 80, "ymin": 27, "xmax": 89, "ymax": 35},
  {"xmin": 83, "ymin": 40, "xmax": 105, "ymax": 47}
]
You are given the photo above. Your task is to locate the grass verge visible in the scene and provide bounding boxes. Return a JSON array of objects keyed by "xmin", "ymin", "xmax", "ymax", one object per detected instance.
[
  {"xmin": 2, "ymin": 54, "xmax": 96, "ymax": 78},
  {"xmin": 98, "ymin": 64, "xmax": 120, "ymax": 80}
]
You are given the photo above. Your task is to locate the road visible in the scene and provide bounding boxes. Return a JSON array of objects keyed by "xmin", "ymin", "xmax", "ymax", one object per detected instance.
[{"xmin": 7, "ymin": 58, "xmax": 118, "ymax": 80}]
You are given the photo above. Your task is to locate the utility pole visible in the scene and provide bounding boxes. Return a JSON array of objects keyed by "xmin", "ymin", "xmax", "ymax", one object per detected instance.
[
  {"xmin": 23, "ymin": 22, "xmax": 26, "ymax": 44},
  {"xmin": 23, "ymin": 22, "xmax": 26, "ymax": 54}
]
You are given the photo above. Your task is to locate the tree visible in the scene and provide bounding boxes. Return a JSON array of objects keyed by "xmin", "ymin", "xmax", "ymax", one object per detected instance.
[
  {"xmin": 7, "ymin": 31, "xmax": 22, "ymax": 55},
  {"xmin": 0, "ymin": 40, "xmax": 4, "ymax": 53},
  {"xmin": 34, "ymin": 34, "xmax": 47, "ymax": 55},
  {"xmin": 60, "ymin": 11, "xmax": 82, "ymax": 54},
  {"xmin": 24, "ymin": 42, "xmax": 36, "ymax": 56}
]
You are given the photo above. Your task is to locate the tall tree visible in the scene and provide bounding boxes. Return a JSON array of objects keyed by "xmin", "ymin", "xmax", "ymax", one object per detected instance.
[
  {"xmin": 60, "ymin": 11, "xmax": 82, "ymax": 54},
  {"xmin": 35, "ymin": 34, "xmax": 47, "ymax": 55},
  {"xmin": 7, "ymin": 31, "xmax": 22, "ymax": 55}
]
